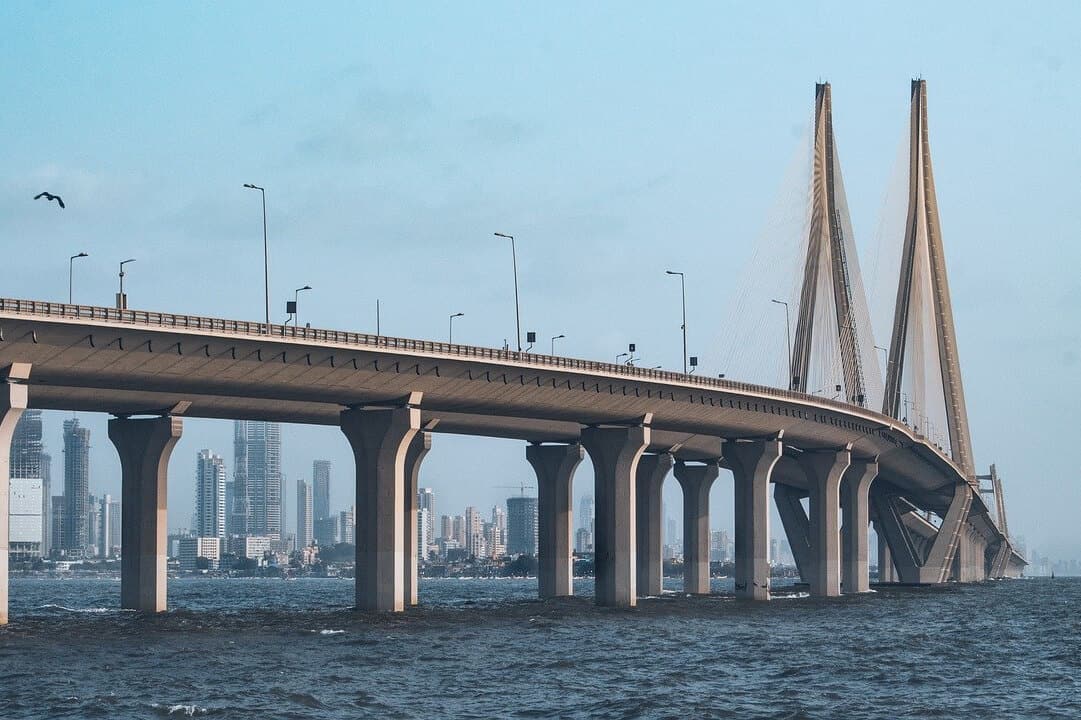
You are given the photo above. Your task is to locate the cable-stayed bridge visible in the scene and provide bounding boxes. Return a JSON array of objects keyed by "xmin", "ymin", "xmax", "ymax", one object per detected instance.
[{"xmin": 0, "ymin": 80, "xmax": 1024, "ymax": 621}]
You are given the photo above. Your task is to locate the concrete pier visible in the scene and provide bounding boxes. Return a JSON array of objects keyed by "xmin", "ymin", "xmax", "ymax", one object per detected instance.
[
  {"xmin": 402, "ymin": 431, "xmax": 431, "ymax": 606},
  {"xmin": 728, "ymin": 439, "xmax": 782, "ymax": 601},
  {"xmin": 110, "ymin": 414, "xmax": 183, "ymax": 613},
  {"xmin": 674, "ymin": 460, "xmax": 719, "ymax": 595},
  {"xmin": 799, "ymin": 449, "xmax": 850, "ymax": 597},
  {"xmin": 874, "ymin": 521, "xmax": 895, "ymax": 582},
  {"xmin": 581, "ymin": 421, "xmax": 650, "ymax": 607},
  {"xmin": 774, "ymin": 483, "xmax": 811, "ymax": 580},
  {"xmin": 0, "ymin": 364, "xmax": 29, "ymax": 625},
  {"xmin": 527, "ymin": 443, "xmax": 583, "ymax": 598},
  {"xmin": 841, "ymin": 460, "xmax": 877, "ymax": 593},
  {"xmin": 635, "ymin": 452, "xmax": 672, "ymax": 598},
  {"xmin": 341, "ymin": 402, "xmax": 420, "ymax": 613}
]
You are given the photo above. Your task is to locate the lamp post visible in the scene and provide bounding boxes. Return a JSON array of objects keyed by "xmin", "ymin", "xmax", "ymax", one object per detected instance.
[
  {"xmin": 449, "ymin": 312, "xmax": 464, "ymax": 343},
  {"xmin": 493, "ymin": 232, "xmax": 521, "ymax": 351},
  {"xmin": 69, "ymin": 252, "xmax": 88, "ymax": 304},
  {"xmin": 117, "ymin": 258, "xmax": 136, "ymax": 310},
  {"xmin": 665, "ymin": 270, "xmax": 687, "ymax": 374},
  {"xmin": 550, "ymin": 334, "xmax": 565, "ymax": 355},
  {"xmin": 243, "ymin": 183, "xmax": 270, "ymax": 333},
  {"xmin": 616, "ymin": 352, "xmax": 628, "ymax": 364},
  {"xmin": 771, "ymin": 299, "xmax": 792, "ymax": 389},
  {"xmin": 292, "ymin": 285, "xmax": 312, "ymax": 326}
]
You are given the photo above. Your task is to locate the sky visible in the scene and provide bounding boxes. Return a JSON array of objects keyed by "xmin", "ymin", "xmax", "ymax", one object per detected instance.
[{"xmin": 1, "ymin": 3, "xmax": 1078, "ymax": 557}]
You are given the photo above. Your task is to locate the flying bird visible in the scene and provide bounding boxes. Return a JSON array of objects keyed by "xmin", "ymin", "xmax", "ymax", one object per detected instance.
[{"xmin": 34, "ymin": 191, "xmax": 65, "ymax": 209}]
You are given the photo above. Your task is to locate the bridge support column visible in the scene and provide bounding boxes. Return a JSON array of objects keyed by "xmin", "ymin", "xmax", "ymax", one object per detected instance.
[
  {"xmin": 110, "ymin": 414, "xmax": 183, "ymax": 613},
  {"xmin": 403, "ymin": 432, "xmax": 431, "ymax": 606},
  {"xmin": 774, "ymin": 483, "xmax": 811, "ymax": 581},
  {"xmin": 635, "ymin": 453, "xmax": 672, "ymax": 598},
  {"xmin": 799, "ymin": 449, "xmax": 850, "ymax": 597},
  {"xmin": 0, "ymin": 365, "xmax": 29, "ymax": 626},
  {"xmin": 581, "ymin": 421, "xmax": 650, "ymax": 607},
  {"xmin": 841, "ymin": 460, "xmax": 877, "ymax": 593},
  {"xmin": 875, "ymin": 522, "xmax": 895, "ymax": 583},
  {"xmin": 728, "ymin": 439, "xmax": 782, "ymax": 601},
  {"xmin": 341, "ymin": 403, "xmax": 420, "ymax": 613},
  {"xmin": 674, "ymin": 460, "xmax": 719, "ymax": 595},
  {"xmin": 527, "ymin": 443, "xmax": 583, "ymax": 599}
]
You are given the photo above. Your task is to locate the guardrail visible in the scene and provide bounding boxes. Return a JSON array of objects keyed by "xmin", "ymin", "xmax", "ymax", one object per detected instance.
[{"xmin": 0, "ymin": 297, "xmax": 881, "ymax": 416}]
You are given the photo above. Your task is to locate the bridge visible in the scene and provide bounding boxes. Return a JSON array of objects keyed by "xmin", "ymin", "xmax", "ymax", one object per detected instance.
[{"xmin": 0, "ymin": 80, "xmax": 1025, "ymax": 622}]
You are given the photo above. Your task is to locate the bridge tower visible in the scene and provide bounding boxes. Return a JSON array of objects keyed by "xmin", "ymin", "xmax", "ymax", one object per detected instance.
[
  {"xmin": 789, "ymin": 83, "xmax": 875, "ymax": 408},
  {"xmin": 882, "ymin": 79, "xmax": 975, "ymax": 479}
]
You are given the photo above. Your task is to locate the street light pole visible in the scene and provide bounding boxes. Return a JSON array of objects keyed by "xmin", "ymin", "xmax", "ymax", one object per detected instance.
[
  {"xmin": 494, "ymin": 232, "xmax": 521, "ymax": 351},
  {"xmin": 551, "ymin": 334, "xmax": 565, "ymax": 355},
  {"xmin": 293, "ymin": 285, "xmax": 312, "ymax": 327},
  {"xmin": 244, "ymin": 184, "xmax": 270, "ymax": 333},
  {"xmin": 449, "ymin": 312, "xmax": 464, "ymax": 343},
  {"xmin": 69, "ymin": 252, "xmax": 88, "ymax": 304},
  {"xmin": 666, "ymin": 270, "xmax": 687, "ymax": 373},
  {"xmin": 117, "ymin": 258, "xmax": 136, "ymax": 310},
  {"xmin": 771, "ymin": 299, "xmax": 792, "ymax": 389}
]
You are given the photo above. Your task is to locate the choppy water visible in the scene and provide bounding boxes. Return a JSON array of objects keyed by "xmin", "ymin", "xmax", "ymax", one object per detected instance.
[{"xmin": 1, "ymin": 576, "xmax": 1077, "ymax": 719}]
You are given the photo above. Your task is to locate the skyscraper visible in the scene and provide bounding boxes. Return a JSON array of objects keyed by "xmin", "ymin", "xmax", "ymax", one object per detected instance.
[
  {"xmin": 506, "ymin": 496, "xmax": 538, "ymax": 556},
  {"xmin": 231, "ymin": 421, "xmax": 249, "ymax": 537},
  {"xmin": 296, "ymin": 479, "xmax": 313, "ymax": 549},
  {"xmin": 464, "ymin": 506, "xmax": 486, "ymax": 558},
  {"xmin": 232, "ymin": 420, "xmax": 282, "ymax": 541},
  {"xmin": 195, "ymin": 450, "xmax": 227, "ymax": 539},
  {"xmin": 40, "ymin": 451, "xmax": 51, "ymax": 555},
  {"xmin": 339, "ymin": 506, "xmax": 354, "ymax": 545},
  {"xmin": 313, "ymin": 460, "xmax": 331, "ymax": 523},
  {"xmin": 8, "ymin": 478, "xmax": 43, "ymax": 561},
  {"xmin": 10, "ymin": 410, "xmax": 48, "ymax": 554},
  {"xmin": 62, "ymin": 417, "xmax": 90, "ymax": 555},
  {"xmin": 578, "ymin": 494, "xmax": 594, "ymax": 532},
  {"xmin": 418, "ymin": 487, "xmax": 435, "ymax": 560}
]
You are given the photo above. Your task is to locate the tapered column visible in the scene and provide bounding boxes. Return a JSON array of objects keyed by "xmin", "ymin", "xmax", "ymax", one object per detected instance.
[
  {"xmin": 527, "ymin": 443, "xmax": 583, "ymax": 598},
  {"xmin": 403, "ymin": 431, "xmax": 431, "ymax": 606},
  {"xmin": 728, "ymin": 439, "xmax": 782, "ymax": 601},
  {"xmin": 341, "ymin": 404, "xmax": 420, "ymax": 613},
  {"xmin": 841, "ymin": 460, "xmax": 877, "ymax": 593},
  {"xmin": 799, "ymin": 449, "xmax": 850, "ymax": 597},
  {"xmin": 0, "ymin": 365, "xmax": 30, "ymax": 625},
  {"xmin": 581, "ymin": 421, "xmax": 650, "ymax": 607},
  {"xmin": 635, "ymin": 453, "xmax": 672, "ymax": 597},
  {"xmin": 110, "ymin": 415, "xmax": 182, "ymax": 613},
  {"xmin": 674, "ymin": 460, "xmax": 719, "ymax": 595}
]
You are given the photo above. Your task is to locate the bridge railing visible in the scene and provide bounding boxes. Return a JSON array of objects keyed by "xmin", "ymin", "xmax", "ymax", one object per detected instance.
[{"xmin": 0, "ymin": 297, "xmax": 888, "ymax": 421}]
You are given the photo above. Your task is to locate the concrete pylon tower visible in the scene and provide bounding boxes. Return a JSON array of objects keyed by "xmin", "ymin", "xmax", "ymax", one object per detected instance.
[
  {"xmin": 882, "ymin": 79, "xmax": 975, "ymax": 478},
  {"xmin": 789, "ymin": 83, "xmax": 875, "ymax": 408}
]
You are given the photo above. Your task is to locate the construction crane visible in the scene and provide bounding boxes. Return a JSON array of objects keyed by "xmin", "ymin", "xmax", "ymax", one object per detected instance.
[{"xmin": 495, "ymin": 483, "xmax": 536, "ymax": 498}]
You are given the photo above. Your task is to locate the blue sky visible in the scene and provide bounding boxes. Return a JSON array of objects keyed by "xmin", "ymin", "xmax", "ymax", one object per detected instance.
[{"xmin": 2, "ymin": 3, "xmax": 1078, "ymax": 556}]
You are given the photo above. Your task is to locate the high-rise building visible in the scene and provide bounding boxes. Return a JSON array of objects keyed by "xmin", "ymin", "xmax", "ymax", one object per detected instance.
[
  {"xmin": 488, "ymin": 506, "xmax": 507, "ymax": 558},
  {"xmin": 87, "ymin": 493, "xmax": 102, "ymax": 557},
  {"xmin": 506, "ymin": 496, "xmax": 538, "ymax": 556},
  {"xmin": 452, "ymin": 514, "xmax": 466, "ymax": 546},
  {"xmin": 50, "ymin": 496, "xmax": 65, "ymax": 555},
  {"xmin": 418, "ymin": 487, "xmax": 435, "ymax": 555},
  {"xmin": 230, "ymin": 421, "xmax": 249, "ymax": 538},
  {"xmin": 232, "ymin": 421, "xmax": 282, "ymax": 541},
  {"xmin": 339, "ymin": 507, "xmax": 355, "ymax": 545},
  {"xmin": 8, "ymin": 478, "xmax": 43, "ymax": 561},
  {"xmin": 178, "ymin": 536, "xmax": 221, "ymax": 571},
  {"xmin": 417, "ymin": 507, "xmax": 431, "ymax": 562},
  {"xmin": 575, "ymin": 526, "xmax": 593, "ymax": 554},
  {"xmin": 296, "ymin": 479, "xmax": 313, "ymax": 549},
  {"xmin": 195, "ymin": 450, "xmax": 227, "ymax": 539},
  {"xmin": 62, "ymin": 417, "xmax": 90, "ymax": 555},
  {"xmin": 464, "ymin": 506, "xmax": 486, "ymax": 558},
  {"xmin": 104, "ymin": 495, "xmax": 121, "ymax": 557},
  {"xmin": 40, "ymin": 451, "xmax": 52, "ymax": 555},
  {"xmin": 578, "ymin": 494, "xmax": 595, "ymax": 531},
  {"xmin": 315, "ymin": 514, "xmax": 340, "ymax": 546},
  {"xmin": 313, "ymin": 460, "xmax": 331, "ymax": 523},
  {"xmin": 10, "ymin": 410, "xmax": 48, "ymax": 555},
  {"xmin": 439, "ymin": 514, "xmax": 452, "ymax": 542}
]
